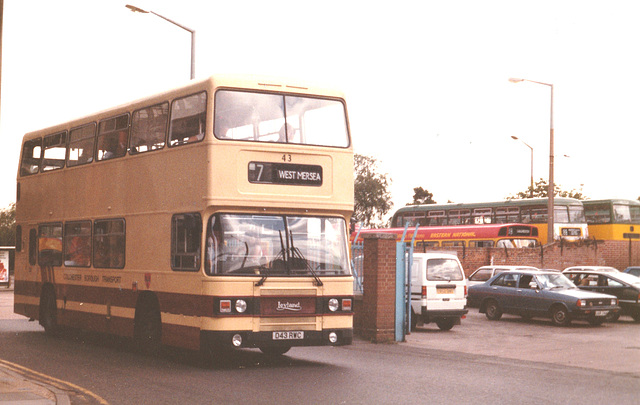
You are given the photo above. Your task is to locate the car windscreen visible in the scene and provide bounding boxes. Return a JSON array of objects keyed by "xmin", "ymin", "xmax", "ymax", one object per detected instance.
[{"xmin": 535, "ymin": 273, "xmax": 575, "ymax": 289}]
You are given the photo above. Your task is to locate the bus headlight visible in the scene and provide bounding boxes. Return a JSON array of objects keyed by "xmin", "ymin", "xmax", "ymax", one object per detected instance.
[
  {"xmin": 235, "ymin": 299, "xmax": 247, "ymax": 313},
  {"xmin": 328, "ymin": 298, "xmax": 339, "ymax": 312},
  {"xmin": 328, "ymin": 332, "xmax": 338, "ymax": 344}
]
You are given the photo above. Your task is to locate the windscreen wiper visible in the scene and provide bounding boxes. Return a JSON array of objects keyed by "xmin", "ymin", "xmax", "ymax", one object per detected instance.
[
  {"xmin": 289, "ymin": 230, "xmax": 323, "ymax": 287},
  {"xmin": 256, "ymin": 230, "xmax": 287, "ymax": 286}
]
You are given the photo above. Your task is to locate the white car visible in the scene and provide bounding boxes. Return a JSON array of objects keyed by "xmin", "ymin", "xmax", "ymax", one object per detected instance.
[
  {"xmin": 467, "ymin": 265, "xmax": 539, "ymax": 287},
  {"xmin": 563, "ymin": 266, "xmax": 619, "ymax": 273}
]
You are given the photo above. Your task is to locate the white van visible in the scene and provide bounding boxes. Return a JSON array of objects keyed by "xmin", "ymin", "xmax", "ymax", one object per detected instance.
[{"xmin": 410, "ymin": 253, "xmax": 468, "ymax": 331}]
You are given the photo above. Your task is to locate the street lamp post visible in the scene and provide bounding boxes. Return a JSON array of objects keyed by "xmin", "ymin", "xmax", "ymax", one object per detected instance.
[
  {"xmin": 509, "ymin": 77, "xmax": 554, "ymax": 244},
  {"xmin": 511, "ymin": 136, "xmax": 534, "ymax": 198},
  {"xmin": 126, "ymin": 4, "xmax": 195, "ymax": 80}
]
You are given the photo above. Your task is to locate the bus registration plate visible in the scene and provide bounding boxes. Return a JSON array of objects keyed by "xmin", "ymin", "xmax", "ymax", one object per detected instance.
[{"xmin": 273, "ymin": 331, "xmax": 304, "ymax": 340}]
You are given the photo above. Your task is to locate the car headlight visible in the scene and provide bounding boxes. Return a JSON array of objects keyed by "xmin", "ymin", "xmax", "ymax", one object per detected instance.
[
  {"xmin": 576, "ymin": 299, "xmax": 586, "ymax": 307},
  {"xmin": 328, "ymin": 298, "xmax": 339, "ymax": 312},
  {"xmin": 611, "ymin": 298, "xmax": 617, "ymax": 306},
  {"xmin": 235, "ymin": 299, "xmax": 247, "ymax": 313}
]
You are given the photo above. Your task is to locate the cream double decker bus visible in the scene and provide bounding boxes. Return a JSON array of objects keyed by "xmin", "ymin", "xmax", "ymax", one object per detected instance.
[{"xmin": 14, "ymin": 75, "xmax": 354, "ymax": 359}]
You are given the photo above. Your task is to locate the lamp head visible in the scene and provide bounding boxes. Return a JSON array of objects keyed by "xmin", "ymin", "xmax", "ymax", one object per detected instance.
[
  {"xmin": 511, "ymin": 136, "xmax": 519, "ymax": 140},
  {"xmin": 126, "ymin": 4, "xmax": 149, "ymax": 13},
  {"xmin": 508, "ymin": 78, "xmax": 524, "ymax": 83}
]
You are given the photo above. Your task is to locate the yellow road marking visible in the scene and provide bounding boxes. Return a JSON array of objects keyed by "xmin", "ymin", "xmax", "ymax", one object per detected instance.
[{"xmin": 0, "ymin": 358, "xmax": 109, "ymax": 404}]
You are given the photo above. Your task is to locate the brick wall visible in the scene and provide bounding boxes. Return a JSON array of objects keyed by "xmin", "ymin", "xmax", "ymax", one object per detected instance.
[{"xmin": 354, "ymin": 233, "xmax": 396, "ymax": 343}]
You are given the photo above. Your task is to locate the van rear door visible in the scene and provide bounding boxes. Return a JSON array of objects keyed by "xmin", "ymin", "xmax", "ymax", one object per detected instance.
[{"xmin": 426, "ymin": 258, "xmax": 466, "ymax": 310}]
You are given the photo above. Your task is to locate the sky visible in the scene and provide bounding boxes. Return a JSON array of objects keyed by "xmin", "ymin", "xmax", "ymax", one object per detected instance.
[{"xmin": 1, "ymin": 0, "xmax": 639, "ymax": 220}]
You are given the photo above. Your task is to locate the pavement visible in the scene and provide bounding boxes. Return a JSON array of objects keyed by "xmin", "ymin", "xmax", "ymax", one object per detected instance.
[{"xmin": 0, "ymin": 278, "xmax": 72, "ymax": 405}]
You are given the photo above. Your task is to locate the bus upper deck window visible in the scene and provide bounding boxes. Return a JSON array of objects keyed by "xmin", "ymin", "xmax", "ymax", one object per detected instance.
[
  {"xmin": 131, "ymin": 102, "xmax": 169, "ymax": 154},
  {"xmin": 20, "ymin": 138, "xmax": 42, "ymax": 176},
  {"xmin": 214, "ymin": 90, "xmax": 349, "ymax": 147},
  {"xmin": 169, "ymin": 92, "xmax": 207, "ymax": 146},
  {"xmin": 97, "ymin": 114, "xmax": 130, "ymax": 161},
  {"xmin": 67, "ymin": 123, "xmax": 96, "ymax": 167},
  {"xmin": 42, "ymin": 131, "xmax": 67, "ymax": 172}
]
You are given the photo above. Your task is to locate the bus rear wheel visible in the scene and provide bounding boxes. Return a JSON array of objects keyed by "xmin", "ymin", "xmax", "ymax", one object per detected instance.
[{"xmin": 39, "ymin": 288, "xmax": 59, "ymax": 336}]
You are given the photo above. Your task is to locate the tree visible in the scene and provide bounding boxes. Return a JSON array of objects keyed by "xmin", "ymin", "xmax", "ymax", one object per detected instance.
[
  {"xmin": 354, "ymin": 154, "xmax": 393, "ymax": 228},
  {"xmin": 0, "ymin": 204, "xmax": 16, "ymax": 246},
  {"xmin": 407, "ymin": 187, "xmax": 436, "ymax": 205},
  {"xmin": 508, "ymin": 178, "xmax": 586, "ymax": 200}
]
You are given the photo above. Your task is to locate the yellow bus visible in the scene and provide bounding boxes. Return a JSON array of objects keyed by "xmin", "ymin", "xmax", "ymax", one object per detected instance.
[
  {"xmin": 583, "ymin": 199, "xmax": 640, "ymax": 241},
  {"xmin": 14, "ymin": 75, "xmax": 354, "ymax": 359}
]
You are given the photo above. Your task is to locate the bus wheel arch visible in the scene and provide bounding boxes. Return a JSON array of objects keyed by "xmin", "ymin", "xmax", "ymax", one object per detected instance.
[
  {"xmin": 39, "ymin": 284, "xmax": 59, "ymax": 335},
  {"xmin": 134, "ymin": 292, "xmax": 162, "ymax": 355}
]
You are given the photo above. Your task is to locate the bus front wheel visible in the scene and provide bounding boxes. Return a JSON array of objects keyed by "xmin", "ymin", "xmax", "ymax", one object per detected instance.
[
  {"xmin": 259, "ymin": 346, "xmax": 291, "ymax": 356},
  {"xmin": 134, "ymin": 297, "xmax": 162, "ymax": 355}
]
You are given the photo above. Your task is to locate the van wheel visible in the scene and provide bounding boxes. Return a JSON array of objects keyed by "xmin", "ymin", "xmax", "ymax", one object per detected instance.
[
  {"xmin": 485, "ymin": 300, "xmax": 502, "ymax": 321},
  {"xmin": 436, "ymin": 319, "xmax": 455, "ymax": 331},
  {"xmin": 410, "ymin": 309, "xmax": 418, "ymax": 331}
]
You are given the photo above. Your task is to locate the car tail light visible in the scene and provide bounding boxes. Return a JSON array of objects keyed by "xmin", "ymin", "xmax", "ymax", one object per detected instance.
[
  {"xmin": 464, "ymin": 285, "xmax": 468, "ymax": 297},
  {"xmin": 422, "ymin": 286, "xmax": 427, "ymax": 300}
]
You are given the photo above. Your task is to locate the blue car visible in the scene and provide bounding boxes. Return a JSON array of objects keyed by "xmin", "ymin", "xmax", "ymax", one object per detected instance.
[{"xmin": 468, "ymin": 270, "xmax": 620, "ymax": 326}]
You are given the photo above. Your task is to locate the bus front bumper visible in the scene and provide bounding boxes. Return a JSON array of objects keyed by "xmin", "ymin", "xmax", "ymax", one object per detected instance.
[{"xmin": 201, "ymin": 328, "xmax": 353, "ymax": 350}]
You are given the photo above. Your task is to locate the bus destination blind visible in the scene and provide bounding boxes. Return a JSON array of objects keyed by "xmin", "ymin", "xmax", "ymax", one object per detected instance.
[{"xmin": 248, "ymin": 161, "xmax": 323, "ymax": 186}]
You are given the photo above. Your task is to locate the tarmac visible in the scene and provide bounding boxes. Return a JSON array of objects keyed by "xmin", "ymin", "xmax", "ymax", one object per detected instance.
[{"xmin": 0, "ymin": 278, "xmax": 72, "ymax": 405}]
